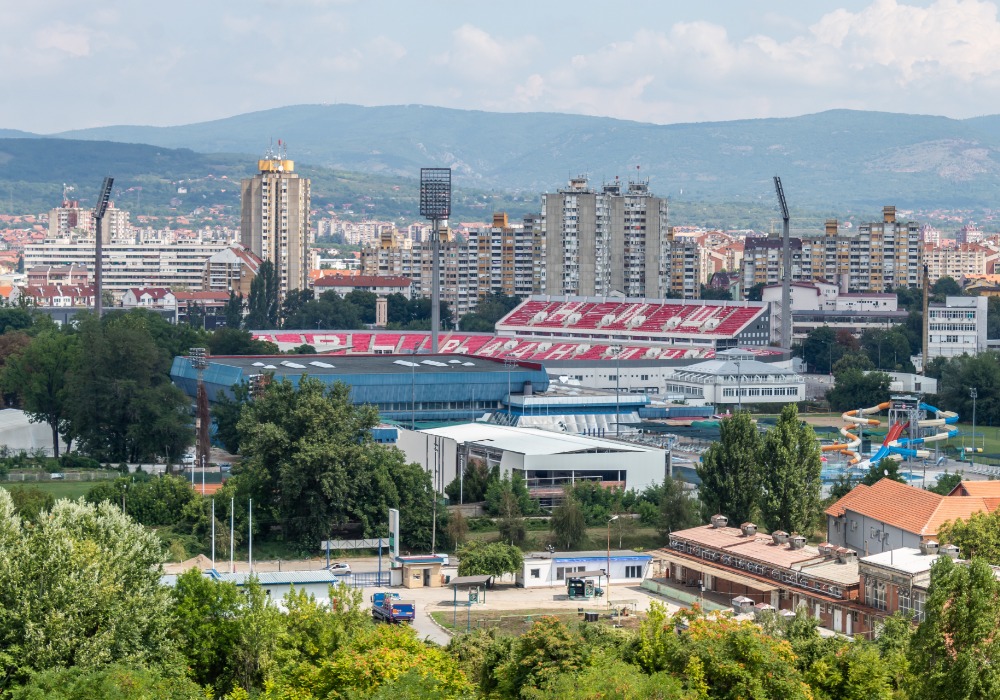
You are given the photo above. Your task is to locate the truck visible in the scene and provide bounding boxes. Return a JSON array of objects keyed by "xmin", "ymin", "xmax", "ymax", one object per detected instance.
[{"xmin": 371, "ymin": 591, "xmax": 415, "ymax": 624}]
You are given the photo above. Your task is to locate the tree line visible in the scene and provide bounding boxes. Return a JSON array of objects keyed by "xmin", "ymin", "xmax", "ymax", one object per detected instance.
[{"xmin": 4, "ymin": 486, "xmax": 1000, "ymax": 699}]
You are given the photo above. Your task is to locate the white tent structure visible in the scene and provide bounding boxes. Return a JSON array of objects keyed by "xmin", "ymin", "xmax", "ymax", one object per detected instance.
[{"xmin": 0, "ymin": 409, "xmax": 66, "ymax": 456}]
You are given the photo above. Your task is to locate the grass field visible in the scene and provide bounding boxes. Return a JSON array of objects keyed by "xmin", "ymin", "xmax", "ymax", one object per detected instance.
[
  {"xmin": 0, "ymin": 480, "xmax": 95, "ymax": 500},
  {"xmin": 430, "ymin": 607, "xmax": 643, "ymax": 635}
]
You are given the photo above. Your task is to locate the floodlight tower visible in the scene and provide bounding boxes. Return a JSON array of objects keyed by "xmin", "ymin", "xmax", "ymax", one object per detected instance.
[
  {"xmin": 189, "ymin": 347, "xmax": 210, "ymax": 479},
  {"xmin": 93, "ymin": 177, "xmax": 114, "ymax": 318},
  {"xmin": 773, "ymin": 176, "xmax": 791, "ymax": 350},
  {"xmin": 420, "ymin": 168, "xmax": 452, "ymax": 354}
]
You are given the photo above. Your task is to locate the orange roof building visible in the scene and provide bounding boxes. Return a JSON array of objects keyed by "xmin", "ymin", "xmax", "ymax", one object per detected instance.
[{"xmin": 826, "ymin": 478, "xmax": 999, "ymax": 555}]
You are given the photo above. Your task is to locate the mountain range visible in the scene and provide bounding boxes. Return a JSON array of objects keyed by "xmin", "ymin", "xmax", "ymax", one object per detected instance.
[{"xmin": 5, "ymin": 105, "xmax": 1000, "ymax": 221}]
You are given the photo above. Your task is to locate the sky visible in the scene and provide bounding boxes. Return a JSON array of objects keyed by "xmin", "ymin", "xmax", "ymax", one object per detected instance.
[{"xmin": 4, "ymin": 0, "xmax": 1000, "ymax": 133}]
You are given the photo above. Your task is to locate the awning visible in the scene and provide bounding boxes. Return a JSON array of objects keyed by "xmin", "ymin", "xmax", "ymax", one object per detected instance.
[
  {"xmin": 448, "ymin": 575, "xmax": 493, "ymax": 587},
  {"xmin": 653, "ymin": 550, "xmax": 778, "ymax": 593}
]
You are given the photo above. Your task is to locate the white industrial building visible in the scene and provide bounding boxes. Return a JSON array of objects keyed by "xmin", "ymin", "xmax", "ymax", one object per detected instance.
[
  {"xmin": 516, "ymin": 549, "xmax": 653, "ymax": 588},
  {"xmin": 660, "ymin": 349, "xmax": 805, "ymax": 407},
  {"xmin": 926, "ymin": 295, "xmax": 988, "ymax": 360},
  {"xmin": 395, "ymin": 423, "xmax": 668, "ymax": 498}
]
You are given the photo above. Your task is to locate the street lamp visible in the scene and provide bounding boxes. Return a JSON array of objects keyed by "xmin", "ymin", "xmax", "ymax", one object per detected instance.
[
  {"xmin": 970, "ymin": 387, "xmax": 978, "ymax": 471},
  {"xmin": 607, "ymin": 514, "xmax": 619, "ymax": 608}
]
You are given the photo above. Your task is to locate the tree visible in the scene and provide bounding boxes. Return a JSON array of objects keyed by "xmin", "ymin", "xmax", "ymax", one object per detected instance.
[
  {"xmin": 931, "ymin": 275, "xmax": 962, "ymax": 300},
  {"xmin": 224, "ymin": 290, "xmax": 244, "ymax": 329},
  {"xmin": 938, "ymin": 509, "xmax": 1000, "ymax": 563},
  {"xmin": 497, "ymin": 489, "xmax": 527, "ymax": 546},
  {"xmin": 550, "ymin": 490, "xmax": 587, "ymax": 549},
  {"xmin": 908, "ymin": 556, "xmax": 1000, "ymax": 700},
  {"xmin": 446, "ymin": 509, "xmax": 469, "ymax": 547},
  {"xmin": 935, "ymin": 352, "xmax": 1000, "ymax": 426},
  {"xmin": 211, "ymin": 381, "xmax": 251, "ymax": 455},
  {"xmin": 245, "ymin": 259, "xmax": 280, "ymax": 329},
  {"xmin": 306, "ymin": 624, "xmax": 472, "ymax": 699},
  {"xmin": 230, "ymin": 578, "xmax": 284, "ymax": 695},
  {"xmin": 0, "ymin": 332, "xmax": 31, "ymax": 408},
  {"xmin": 801, "ymin": 326, "xmax": 841, "ymax": 373},
  {"xmin": 695, "ymin": 411, "xmax": 761, "ymax": 524},
  {"xmin": 445, "ymin": 458, "xmax": 496, "ymax": 504},
  {"xmin": 0, "ymin": 490, "xmax": 177, "ymax": 690},
  {"xmin": 746, "ymin": 283, "xmax": 765, "ymax": 302},
  {"xmin": 171, "ymin": 569, "xmax": 242, "ymax": 688},
  {"xmin": 656, "ymin": 477, "xmax": 702, "ymax": 537},
  {"xmin": 5, "ymin": 486, "xmax": 54, "ymax": 521},
  {"xmin": 759, "ymin": 403, "xmax": 823, "ymax": 534},
  {"xmin": 63, "ymin": 313, "xmax": 191, "ymax": 463},
  {"xmin": 457, "ymin": 540, "xmax": 524, "ymax": 578},
  {"xmin": 831, "ymin": 350, "xmax": 874, "ymax": 376},
  {"xmin": 8, "ymin": 665, "xmax": 206, "ymax": 700},
  {"xmin": 928, "ymin": 470, "xmax": 963, "ymax": 496},
  {"xmin": 827, "ymin": 368, "xmax": 891, "ymax": 412},
  {"xmin": 1, "ymin": 330, "xmax": 78, "ymax": 456},
  {"xmin": 207, "ymin": 328, "xmax": 279, "ymax": 355},
  {"xmin": 495, "ymin": 617, "xmax": 590, "ymax": 697}
]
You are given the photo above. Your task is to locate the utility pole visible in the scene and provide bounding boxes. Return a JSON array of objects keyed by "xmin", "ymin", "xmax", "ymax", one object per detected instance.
[{"xmin": 970, "ymin": 387, "xmax": 978, "ymax": 471}]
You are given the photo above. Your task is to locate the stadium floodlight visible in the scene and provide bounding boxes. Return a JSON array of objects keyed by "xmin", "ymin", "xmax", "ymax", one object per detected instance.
[
  {"xmin": 92, "ymin": 176, "xmax": 114, "ymax": 318},
  {"xmin": 420, "ymin": 168, "xmax": 451, "ymax": 353}
]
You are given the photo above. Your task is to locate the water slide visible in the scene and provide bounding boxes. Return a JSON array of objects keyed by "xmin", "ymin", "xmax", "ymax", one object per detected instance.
[
  {"xmin": 822, "ymin": 403, "xmax": 887, "ymax": 461},
  {"xmin": 847, "ymin": 402, "xmax": 959, "ymax": 469}
]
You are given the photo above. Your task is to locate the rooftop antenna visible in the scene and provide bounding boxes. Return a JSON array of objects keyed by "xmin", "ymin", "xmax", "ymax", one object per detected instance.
[
  {"xmin": 93, "ymin": 176, "xmax": 114, "ymax": 318},
  {"xmin": 773, "ymin": 176, "xmax": 791, "ymax": 350}
]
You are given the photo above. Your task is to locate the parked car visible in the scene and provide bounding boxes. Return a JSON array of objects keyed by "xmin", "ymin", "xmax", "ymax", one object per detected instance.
[
  {"xmin": 181, "ymin": 452, "xmax": 196, "ymax": 466},
  {"xmin": 50, "ymin": 472, "xmax": 65, "ymax": 480},
  {"xmin": 327, "ymin": 562, "xmax": 351, "ymax": 575}
]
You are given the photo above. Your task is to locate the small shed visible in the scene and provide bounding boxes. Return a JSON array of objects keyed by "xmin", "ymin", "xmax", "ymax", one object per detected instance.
[{"xmin": 396, "ymin": 554, "xmax": 447, "ymax": 589}]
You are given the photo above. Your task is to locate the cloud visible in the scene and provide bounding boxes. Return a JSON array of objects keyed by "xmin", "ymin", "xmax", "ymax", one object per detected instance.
[{"xmin": 34, "ymin": 23, "xmax": 93, "ymax": 58}]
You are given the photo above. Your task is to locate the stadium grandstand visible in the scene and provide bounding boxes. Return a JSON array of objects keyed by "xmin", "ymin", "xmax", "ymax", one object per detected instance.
[
  {"xmin": 495, "ymin": 296, "xmax": 771, "ymax": 348},
  {"xmin": 250, "ymin": 330, "xmax": 784, "ymax": 363}
]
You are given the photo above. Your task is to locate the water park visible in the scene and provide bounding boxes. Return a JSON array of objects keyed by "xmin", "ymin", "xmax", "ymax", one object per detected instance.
[{"xmin": 819, "ymin": 395, "xmax": 960, "ymax": 483}]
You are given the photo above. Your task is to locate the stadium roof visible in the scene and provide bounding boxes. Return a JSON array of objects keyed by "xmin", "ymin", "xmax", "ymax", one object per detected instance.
[
  {"xmin": 205, "ymin": 354, "xmax": 537, "ymax": 376},
  {"xmin": 420, "ymin": 423, "xmax": 651, "ymax": 456}
]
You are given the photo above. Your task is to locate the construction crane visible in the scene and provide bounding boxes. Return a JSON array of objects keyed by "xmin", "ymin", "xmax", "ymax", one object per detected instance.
[
  {"xmin": 773, "ymin": 176, "xmax": 791, "ymax": 350},
  {"xmin": 93, "ymin": 177, "xmax": 114, "ymax": 318}
]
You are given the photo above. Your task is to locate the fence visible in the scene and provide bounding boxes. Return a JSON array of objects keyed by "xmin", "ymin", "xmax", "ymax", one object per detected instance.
[
  {"xmin": 344, "ymin": 571, "xmax": 391, "ymax": 588},
  {"xmin": 2, "ymin": 470, "xmax": 119, "ymax": 483}
]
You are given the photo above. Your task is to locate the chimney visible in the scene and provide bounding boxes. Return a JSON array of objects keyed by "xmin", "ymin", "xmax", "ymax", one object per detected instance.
[
  {"xmin": 710, "ymin": 514, "xmax": 729, "ymax": 529},
  {"xmin": 789, "ymin": 534, "xmax": 807, "ymax": 550},
  {"xmin": 740, "ymin": 522, "xmax": 758, "ymax": 537},
  {"xmin": 817, "ymin": 543, "xmax": 834, "ymax": 557},
  {"xmin": 883, "ymin": 205, "xmax": 896, "ymax": 224},
  {"xmin": 940, "ymin": 543, "xmax": 960, "ymax": 560},
  {"xmin": 731, "ymin": 595, "xmax": 754, "ymax": 615},
  {"xmin": 825, "ymin": 219, "xmax": 838, "ymax": 237},
  {"xmin": 837, "ymin": 549, "xmax": 857, "ymax": 564},
  {"xmin": 919, "ymin": 540, "xmax": 940, "ymax": 556},
  {"xmin": 771, "ymin": 530, "xmax": 789, "ymax": 545}
]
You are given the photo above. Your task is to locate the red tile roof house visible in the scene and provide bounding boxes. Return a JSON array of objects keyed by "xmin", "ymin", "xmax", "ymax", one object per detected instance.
[
  {"xmin": 11, "ymin": 284, "xmax": 95, "ymax": 307},
  {"xmin": 825, "ymin": 478, "xmax": 999, "ymax": 556},
  {"xmin": 313, "ymin": 275, "xmax": 412, "ymax": 300}
]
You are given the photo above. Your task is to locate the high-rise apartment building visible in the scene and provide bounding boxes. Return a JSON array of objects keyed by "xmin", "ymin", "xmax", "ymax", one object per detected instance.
[
  {"xmin": 48, "ymin": 200, "xmax": 129, "ymax": 242},
  {"xmin": 741, "ymin": 207, "xmax": 923, "ymax": 294},
  {"xmin": 663, "ymin": 228, "xmax": 702, "ymax": 299},
  {"xmin": 542, "ymin": 177, "xmax": 667, "ymax": 298},
  {"xmin": 361, "ymin": 213, "xmax": 540, "ymax": 318},
  {"xmin": 240, "ymin": 149, "xmax": 310, "ymax": 297}
]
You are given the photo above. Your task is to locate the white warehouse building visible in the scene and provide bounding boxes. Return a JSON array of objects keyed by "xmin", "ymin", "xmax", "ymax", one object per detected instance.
[
  {"xmin": 395, "ymin": 423, "xmax": 667, "ymax": 500},
  {"xmin": 662, "ymin": 348, "xmax": 805, "ymax": 407}
]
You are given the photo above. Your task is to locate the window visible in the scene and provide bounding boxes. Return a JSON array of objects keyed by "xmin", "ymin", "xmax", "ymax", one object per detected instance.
[
  {"xmin": 866, "ymin": 577, "xmax": 887, "ymax": 611},
  {"xmin": 625, "ymin": 565, "xmax": 643, "ymax": 578},
  {"xmin": 556, "ymin": 567, "xmax": 565, "ymax": 581},
  {"xmin": 530, "ymin": 568, "xmax": 540, "ymax": 579}
]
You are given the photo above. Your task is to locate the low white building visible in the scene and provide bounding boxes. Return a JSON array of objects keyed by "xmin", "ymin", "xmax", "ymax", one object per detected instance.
[
  {"xmin": 762, "ymin": 282, "xmax": 903, "ymax": 342},
  {"xmin": 516, "ymin": 549, "xmax": 652, "ymax": 588},
  {"xmin": 395, "ymin": 423, "xmax": 668, "ymax": 497},
  {"xmin": 661, "ymin": 348, "xmax": 805, "ymax": 407}
]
